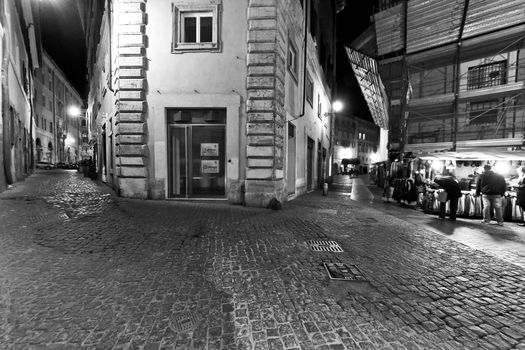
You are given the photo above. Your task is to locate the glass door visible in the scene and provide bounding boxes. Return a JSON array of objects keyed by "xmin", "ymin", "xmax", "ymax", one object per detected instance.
[
  {"xmin": 191, "ymin": 126, "xmax": 225, "ymax": 197},
  {"xmin": 169, "ymin": 126, "xmax": 188, "ymax": 197},
  {"xmin": 168, "ymin": 124, "xmax": 225, "ymax": 198}
]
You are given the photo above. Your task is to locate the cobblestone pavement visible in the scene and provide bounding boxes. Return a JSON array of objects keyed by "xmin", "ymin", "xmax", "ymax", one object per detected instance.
[
  {"xmin": 0, "ymin": 170, "xmax": 524, "ymax": 349},
  {"xmin": 337, "ymin": 175, "xmax": 525, "ymax": 269}
]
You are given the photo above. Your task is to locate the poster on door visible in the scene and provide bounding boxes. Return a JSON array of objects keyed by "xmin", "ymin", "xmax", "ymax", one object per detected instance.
[
  {"xmin": 201, "ymin": 143, "xmax": 219, "ymax": 157},
  {"xmin": 201, "ymin": 160, "xmax": 219, "ymax": 173}
]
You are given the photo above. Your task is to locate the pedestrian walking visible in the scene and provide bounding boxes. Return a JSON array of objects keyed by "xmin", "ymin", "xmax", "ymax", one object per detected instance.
[
  {"xmin": 475, "ymin": 164, "xmax": 507, "ymax": 225},
  {"xmin": 515, "ymin": 166, "xmax": 525, "ymax": 226},
  {"xmin": 433, "ymin": 175, "xmax": 462, "ymax": 221}
]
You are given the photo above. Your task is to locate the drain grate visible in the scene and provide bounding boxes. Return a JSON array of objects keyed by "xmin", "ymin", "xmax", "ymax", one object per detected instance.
[
  {"xmin": 308, "ymin": 240, "xmax": 344, "ymax": 252},
  {"xmin": 324, "ymin": 262, "xmax": 367, "ymax": 281},
  {"xmin": 169, "ymin": 312, "xmax": 198, "ymax": 332}
]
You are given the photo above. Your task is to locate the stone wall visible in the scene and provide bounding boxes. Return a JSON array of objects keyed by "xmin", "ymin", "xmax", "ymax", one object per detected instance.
[
  {"xmin": 114, "ymin": 0, "xmax": 148, "ymax": 198},
  {"xmin": 245, "ymin": 0, "xmax": 287, "ymax": 207}
]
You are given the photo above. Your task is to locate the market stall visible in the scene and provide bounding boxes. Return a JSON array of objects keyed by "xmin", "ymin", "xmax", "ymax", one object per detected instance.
[{"xmin": 382, "ymin": 150, "xmax": 525, "ymax": 222}]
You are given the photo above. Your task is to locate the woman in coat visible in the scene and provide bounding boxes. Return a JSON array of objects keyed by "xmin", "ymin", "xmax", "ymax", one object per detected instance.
[{"xmin": 515, "ymin": 166, "xmax": 525, "ymax": 226}]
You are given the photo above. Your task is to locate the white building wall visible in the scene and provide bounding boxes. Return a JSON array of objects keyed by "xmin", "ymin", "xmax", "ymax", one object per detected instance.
[
  {"xmin": 144, "ymin": 0, "xmax": 248, "ymax": 200},
  {"xmin": 5, "ymin": 0, "xmax": 32, "ymax": 180}
]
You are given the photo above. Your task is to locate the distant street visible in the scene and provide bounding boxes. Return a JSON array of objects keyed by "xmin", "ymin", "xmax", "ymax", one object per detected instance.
[{"xmin": 0, "ymin": 171, "xmax": 524, "ymax": 349}]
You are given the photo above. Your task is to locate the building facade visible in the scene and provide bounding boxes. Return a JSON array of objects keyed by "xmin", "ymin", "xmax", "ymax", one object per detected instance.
[
  {"xmin": 0, "ymin": 0, "xmax": 40, "ymax": 191},
  {"xmin": 351, "ymin": 0, "xmax": 525, "ymax": 158},
  {"xmin": 80, "ymin": 0, "xmax": 342, "ymax": 207},
  {"xmin": 33, "ymin": 51, "xmax": 83, "ymax": 165}
]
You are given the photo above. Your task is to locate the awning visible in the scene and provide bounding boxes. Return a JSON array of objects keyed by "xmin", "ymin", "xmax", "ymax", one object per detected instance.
[
  {"xmin": 417, "ymin": 150, "xmax": 525, "ymax": 161},
  {"xmin": 345, "ymin": 47, "xmax": 389, "ymax": 129}
]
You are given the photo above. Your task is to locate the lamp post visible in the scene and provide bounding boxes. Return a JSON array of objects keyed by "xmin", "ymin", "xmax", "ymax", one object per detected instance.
[
  {"xmin": 323, "ymin": 101, "xmax": 343, "ymax": 195},
  {"xmin": 329, "ymin": 101, "xmax": 343, "ymax": 172},
  {"xmin": 66, "ymin": 105, "xmax": 80, "ymax": 163}
]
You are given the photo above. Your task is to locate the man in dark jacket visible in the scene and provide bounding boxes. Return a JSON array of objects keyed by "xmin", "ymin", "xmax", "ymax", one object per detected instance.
[
  {"xmin": 475, "ymin": 164, "xmax": 507, "ymax": 225},
  {"xmin": 434, "ymin": 175, "xmax": 462, "ymax": 221}
]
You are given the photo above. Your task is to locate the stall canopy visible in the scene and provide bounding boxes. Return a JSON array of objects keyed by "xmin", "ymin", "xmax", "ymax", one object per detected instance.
[
  {"xmin": 345, "ymin": 47, "xmax": 389, "ymax": 130},
  {"xmin": 417, "ymin": 150, "xmax": 525, "ymax": 161}
]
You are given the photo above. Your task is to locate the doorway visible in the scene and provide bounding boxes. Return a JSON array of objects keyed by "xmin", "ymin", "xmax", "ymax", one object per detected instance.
[
  {"xmin": 307, "ymin": 137, "xmax": 314, "ymax": 191},
  {"xmin": 168, "ymin": 109, "xmax": 226, "ymax": 198},
  {"xmin": 287, "ymin": 123, "xmax": 296, "ymax": 195}
]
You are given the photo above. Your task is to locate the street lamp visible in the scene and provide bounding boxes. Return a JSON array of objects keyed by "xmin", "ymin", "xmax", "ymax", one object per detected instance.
[
  {"xmin": 332, "ymin": 100, "xmax": 343, "ymax": 113},
  {"xmin": 65, "ymin": 105, "xmax": 81, "ymax": 163},
  {"xmin": 325, "ymin": 100, "xmax": 344, "ymax": 191},
  {"xmin": 68, "ymin": 105, "xmax": 81, "ymax": 117}
]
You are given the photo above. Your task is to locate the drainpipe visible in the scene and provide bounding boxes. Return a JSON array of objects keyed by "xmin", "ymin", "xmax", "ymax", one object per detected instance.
[
  {"xmin": 107, "ymin": 0, "xmax": 114, "ymax": 93},
  {"xmin": 290, "ymin": 0, "xmax": 308, "ymax": 120}
]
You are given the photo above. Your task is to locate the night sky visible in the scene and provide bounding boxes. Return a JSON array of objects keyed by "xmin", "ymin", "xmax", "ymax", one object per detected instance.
[
  {"xmin": 40, "ymin": 0, "xmax": 87, "ymax": 97},
  {"xmin": 336, "ymin": 3, "xmax": 375, "ymax": 121},
  {"xmin": 39, "ymin": 1, "xmax": 373, "ymax": 117}
]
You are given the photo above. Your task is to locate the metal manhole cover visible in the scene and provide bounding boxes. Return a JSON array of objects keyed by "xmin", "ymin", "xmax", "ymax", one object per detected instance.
[
  {"xmin": 324, "ymin": 262, "xmax": 367, "ymax": 281},
  {"xmin": 169, "ymin": 312, "xmax": 198, "ymax": 332},
  {"xmin": 308, "ymin": 240, "xmax": 343, "ymax": 252}
]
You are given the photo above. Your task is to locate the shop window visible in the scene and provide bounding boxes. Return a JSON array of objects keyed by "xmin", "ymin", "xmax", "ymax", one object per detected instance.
[
  {"xmin": 167, "ymin": 109, "xmax": 226, "ymax": 124},
  {"xmin": 467, "ymin": 61, "xmax": 507, "ymax": 90},
  {"xmin": 172, "ymin": 3, "xmax": 221, "ymax": 52},
  {"xmin": 468, "ymin": 100, "xmax": 499, "ymax": 125},
  {"xmin": 287, "ymin": 39, "xmax": 298, "ymax": 82},
  {"xmin": 306, "ymin": 73, "xmax": 313, "ymax": 106}
]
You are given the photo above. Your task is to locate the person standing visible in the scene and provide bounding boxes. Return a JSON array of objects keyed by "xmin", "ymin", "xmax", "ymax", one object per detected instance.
[
  {"xmin": 476, "ymin": 164, "xmax": 507, "ymax": 225},
  {"xmin": 434, "ymin": 175, "xmax": 462, "ymax": 221},
  {"xmin": 515, "ymin": 166, "xmax": 525, "ymax": 226}
]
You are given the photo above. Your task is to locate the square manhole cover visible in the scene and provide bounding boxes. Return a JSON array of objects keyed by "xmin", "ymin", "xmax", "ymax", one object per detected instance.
[
  {"xmin": 308, "ymin": 240, "xmax": 343, "ymax": 252},
  {"xmin": 169, "ymin": 312, "xmax": 197, "ymax": 332},
  {"xmin": 324, "ymin": 262, "xmax": 367, "ymax": 281}
]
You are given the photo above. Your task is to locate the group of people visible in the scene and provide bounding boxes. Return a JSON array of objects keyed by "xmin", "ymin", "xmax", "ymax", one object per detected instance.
[{"xmin": 434, "ymin": 164, "xmax": 525, "ymax": 226}]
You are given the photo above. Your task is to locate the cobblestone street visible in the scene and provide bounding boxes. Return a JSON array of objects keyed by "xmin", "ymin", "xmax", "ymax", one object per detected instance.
[{"xmin": 0, "ymin": 170, "xmax": 524, "ymax": 349}]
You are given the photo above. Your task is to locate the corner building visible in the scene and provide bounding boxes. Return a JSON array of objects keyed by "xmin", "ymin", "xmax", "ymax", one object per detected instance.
[{"xmin": 81, "ymin": 0, "xmax": 340, "ymax": 207}]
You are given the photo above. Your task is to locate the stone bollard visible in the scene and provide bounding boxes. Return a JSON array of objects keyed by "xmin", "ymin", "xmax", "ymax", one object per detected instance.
[{"xmin": 323, "ymin": 182, "xmax": 328, "ymax": 196}]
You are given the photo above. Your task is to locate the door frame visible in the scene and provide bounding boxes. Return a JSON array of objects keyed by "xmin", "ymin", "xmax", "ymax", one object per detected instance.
[{"xmin": 167, "ymin": 123, "xmax": 226, "ymax": 199}]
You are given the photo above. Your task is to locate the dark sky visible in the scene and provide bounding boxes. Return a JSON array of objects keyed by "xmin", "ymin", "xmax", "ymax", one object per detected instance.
[
  {"xmin": 336, "ymin": 3, "xmax": 375, "ymax": 121},
  {"xmin": 38, "ymin": 1, "xmax": 373, "ymax": 114},
  {"xmin": 40, "ymin": 0, "xmax": 87, "ymax": 98}
]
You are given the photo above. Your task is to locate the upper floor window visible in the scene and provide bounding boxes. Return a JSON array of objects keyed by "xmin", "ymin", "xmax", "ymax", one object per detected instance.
[
  {"xmin": 468, "ymin": 100, "xmax": 499, "ymax": 125},
  {"xmin": 287, "ymin": 39, "xmax": 298, "ymax": 82},
  {"xmin": 172, "ymin": 3, "xmax": 221, "ymax": 53},
  {"xmin": 306, "ymin": 73, "xmax": 314, "ymax": 106},
  {"xmin": 467, "ymin": 61, "xmax": 507, "ymax": 90}
]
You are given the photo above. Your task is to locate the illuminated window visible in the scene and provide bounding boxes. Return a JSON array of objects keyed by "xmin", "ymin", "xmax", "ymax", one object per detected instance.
[{"xmin": 173, "ymin": 4, "xmax": 221, "ymax": 52}]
